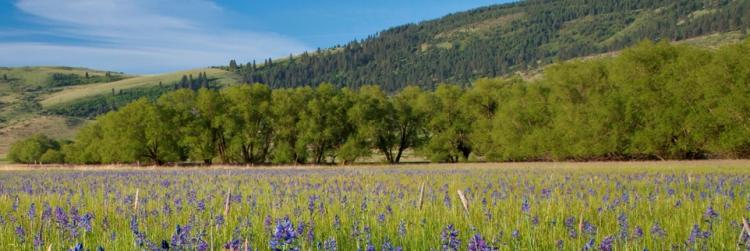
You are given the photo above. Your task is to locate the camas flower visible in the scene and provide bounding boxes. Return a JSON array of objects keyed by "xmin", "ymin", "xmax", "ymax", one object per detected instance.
[
  {"xmin": 599, "ymin": 236, "xmax": 615, "ymax": 251},
  {"xmin": 322, "ymin": 238, "xmax": 337, "ymax": 251},
  {"xmin": 467, "ymin": 234, "xmax": 496, "ymax": 251},
  {"xmin": 28, "ymin": 203, "xmax": 36, "ymax": 219},
  {"xmin": 632, "ymin": 226, "xmax": 644, "ymax": 239},
  {"xmin": 441, "ymin": 225, "xmax": 460, "ymax": 251},
  {"xmin": 270, "ymin": 216, "xmax": 299, "ymax": 251},
  {"xmin": 382, "ymin": 238, "xmax": 402, "ymax": 251},
  {"xmin": 521, "ymin": 199, "xmax": 530, "ymax": 214},
  {"xmin": 703, "ymin": 206, "xmax": 719, "ymax": 220},
  {"xmin": 650, "ymin": 223, "xmax": 666, "ymax": 238},
  {"xmin": 55, "ymin": 207, "xmax": 69, "ymax": 226},
  {"xmin": 15, "ymin": 225, "xmax": 26, "ymax": 242}
]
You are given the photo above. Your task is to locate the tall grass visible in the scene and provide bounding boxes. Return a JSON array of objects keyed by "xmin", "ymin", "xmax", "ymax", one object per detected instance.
[{"xmin": 0, "ymin": 163, "xmax": 747, "ymax": 250}]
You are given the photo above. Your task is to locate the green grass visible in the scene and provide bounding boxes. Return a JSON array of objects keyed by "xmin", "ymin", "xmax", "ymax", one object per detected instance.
[
  {"xmin": 0, "ymin": 161, "xmax": 748, "ymax": 250},
  {"xmin": 40, "ymin": 68, "xmax": 240, "ymax": 108},
  {"xmin": 0, "ymin": 66, "xmax": 124, "ymax": 88},
  {"xmin": 676, "ymin": 31, "xmax": 748, "ymax": 49}
]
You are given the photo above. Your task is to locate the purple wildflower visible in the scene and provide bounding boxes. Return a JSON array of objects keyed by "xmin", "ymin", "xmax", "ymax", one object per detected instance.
[
  {"xmin": 197, "ymin": 239, "xmax": 208, "ymax": 251},
  {"xmin": 69, "ymin": 243, "xmax": 84, "ymax": 251},
  {"xmin": 15, "ymin": 225, "xmax": 26, "ymax": 242},
  {"xmin": 223, "ymin": 239, "xmax": 241, "ymax": 250},
  {"xmin": 28, "ymin": 203, "xmax": 36, "ymax": 219},
  {"xmin": 467, "ymin": 234, "xmax": 496, "ymax": 251},
  {"xmin": 55, "ymin": 207, "xmax": 68, "ymax": 226},
  {"xmin": 323, "ymin": 238, "xmax": 337, "ymax": 251},
  {"xmin": 441, "ymin": 224, "xmax": 460, "ymax": 251},
  {"xmin": 308, "ymin": 195, "xmax": 317, "ymax": 214},
  {"xmin": 33, "ymin": 233, "xmax": 43, "ymax": 248},
  {"xmin": 521, "ymin": 199, "xmax": 530, "ymax": 214},
  {"xmin": 382, "ymin": 239, "xmax": 402, "ymax": 251},
  {"xmin": 599, "ymin": 236, "xmax": 615, "ymax": 251},
  {"xmin": 704, "ymin": 206, "xmax": 719, "ymax": 220},
  {"xmin": 215, "ymin": 214, "xmax": 225, "ymax": 227},
  {"xmin": 170, "ymin": 224, "xmax": 191, "ymax": 248},
  {"xmin": 617, "ymin": 213, "xmax": 629, "ymax": 240},
  {"xmin": 270, "ymin": 216, "xmax": 298, "ymax": 251},
  {"xmin": 688, "ymin": 224, "xmax": 701, "ymax": 244},
  {"xmin": 583, "ymin": 221, "xmax": 597, "ymax": 236},
  {"xmin": 632, "ymin": 226, "xmax": 644, "ymax": 239},
  {"xmin": 333, "ymin": 215, "xmax": 340, "ymax": 230},
  {"xmin": 42, "ymin": 203, "xmax": 51, "ymax": 221},
  {"xmin": 650, "ymin": 223, "xmax": 666, "ymax": 238},
  {"xmin": 196, "ymin": 200, "xmax": 205, "ymax": 212},
  {"xmin": 377, "ymin": 213, "xmax": 386, "ymax": 223},
  {"xmin": 80, "ymin": 213, "xmax": 94, "ymax": 233},
  {"xmin": 582, "ymin": 239, "xmax": 595, "ymax": 251},
  {"xmin": 398, "ymin": 220, "xmax": 407, "ymax": 236}
]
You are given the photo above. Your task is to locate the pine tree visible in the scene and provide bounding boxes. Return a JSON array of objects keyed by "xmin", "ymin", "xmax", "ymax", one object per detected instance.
[
  {"xmin": 229, "ymin": 59, "xmax": 238, "ymax": 71},
  {"xmin": 180, "ymin": 75, "xmax": 189, "ymax": 89}
]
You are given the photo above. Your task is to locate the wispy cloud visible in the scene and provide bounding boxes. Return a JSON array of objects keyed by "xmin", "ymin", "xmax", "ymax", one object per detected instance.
[{"xmin": 0, "ymin": 0, "xmax": 310, "ymax": 73}]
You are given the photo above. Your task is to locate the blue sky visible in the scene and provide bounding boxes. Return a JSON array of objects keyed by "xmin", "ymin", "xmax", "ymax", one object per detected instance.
[{"xmin": 0, "ymin": 0, "xmax": 513, "ymax": 74}]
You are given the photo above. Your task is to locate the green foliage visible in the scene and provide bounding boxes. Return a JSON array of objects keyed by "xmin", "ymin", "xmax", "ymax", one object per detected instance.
[
  {"xmin": 7, "ymin": 134, "xmax": 60, "ymax": 164},
  {"xmin": 46, "ymin": 40, "xmax": 750, "ymax": 165},
  {"xmin": 298, "ymin": 83, "xmax": 353, "ymax": 164},
  {"xmin": 421, "ymin": 85, "xmax": 472, "ymax": 162},
  {"xmin": 223, "ymin": 84, "xmax": 273, "ymax": 163},
  {"xmin": 269, "ymin": 88, "xmax": 312, "ymax": 164},
  {"xmin": 235, "ymin": 0, "xmax": 750, "ymax": 91},
  {"xmin": 39, "ymin": 149, "xmax": 65, "ymax": 164}
]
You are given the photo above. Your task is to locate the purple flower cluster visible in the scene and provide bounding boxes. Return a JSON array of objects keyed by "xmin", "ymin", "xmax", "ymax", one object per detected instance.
[{"xmin": 270, "ymin": 216, "xmax": 299, "ymax": 251}]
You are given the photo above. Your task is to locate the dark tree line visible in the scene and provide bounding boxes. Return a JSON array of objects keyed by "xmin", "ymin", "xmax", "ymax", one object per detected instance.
[
  {"xmin": 13, "ymin": 40, "xmax": 750, "ymax": 165},
  {"xmin": 230, "ymin": 0, "xmax": 750, "ymax": 92}
]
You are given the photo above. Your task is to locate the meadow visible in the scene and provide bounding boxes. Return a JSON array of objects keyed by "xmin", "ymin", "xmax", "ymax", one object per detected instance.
[{"xmin": 1, "ymin": 161, "xmax": 749, "ymax": 250}]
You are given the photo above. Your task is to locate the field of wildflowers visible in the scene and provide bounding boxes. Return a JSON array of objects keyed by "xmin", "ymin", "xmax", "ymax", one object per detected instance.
[{"xmin": 1, "ymin": 161, "xmax": 749, "ymax": 250}]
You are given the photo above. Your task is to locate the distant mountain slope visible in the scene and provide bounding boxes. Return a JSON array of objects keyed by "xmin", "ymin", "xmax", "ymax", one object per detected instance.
[{"xmin": 234, "ymin": 0, "xmax": 750, "ymax": 91}]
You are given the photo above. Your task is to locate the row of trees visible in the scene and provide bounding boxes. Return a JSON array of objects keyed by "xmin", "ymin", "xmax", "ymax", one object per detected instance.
[{"xmin": 11, "ymin": 40, "xmax": 750, "ymax": 165}]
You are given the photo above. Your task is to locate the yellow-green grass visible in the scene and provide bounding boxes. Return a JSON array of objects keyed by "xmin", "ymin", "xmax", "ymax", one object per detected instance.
[
  {"xmin": 0, "ymin": 160, "xmax": 748, "ymax": 250},
  {"xmin": 40, "ymin": 68, "xmax": 240, "ymax": 108},
  {"xmin": 676, "ymin": 31, "xmax": 747, "ymax": 49},
  {"xmin": 0, "ymin": 66, "xmax": 120, "ymax": 88},
  {"xmin": 0, "ymin": 115, "xmax": 86, "ymax": 161}
]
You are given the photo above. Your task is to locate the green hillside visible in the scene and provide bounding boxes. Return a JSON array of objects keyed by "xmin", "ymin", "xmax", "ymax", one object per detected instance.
[
  {"xmin": 0, "ymin": 67, "xmax": 128, "ymax": 124},
  {"xmin": 233, "ymin": 0, "xmax": 750, "ymax": 91},
  {"xmin": 41, "ymin": 68, "xmax": 240, "ymax": 108}
]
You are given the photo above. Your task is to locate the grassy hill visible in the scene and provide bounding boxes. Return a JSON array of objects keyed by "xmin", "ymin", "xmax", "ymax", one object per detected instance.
[
  {"xmin": 41, "ymin": 68, "xmax": 239, "ymax": 108},
  {"xmin": 0, "ymin": 66, "xmax": 128, "ymax": 124},
  {"xmin": 232, "ymin": 0, "xmax": 750, "ymax": 91}
]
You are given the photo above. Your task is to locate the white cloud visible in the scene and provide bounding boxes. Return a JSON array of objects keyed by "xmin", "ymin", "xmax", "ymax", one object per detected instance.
[{"xmin": 1, "ymin": 0, "xmax": 310, "ymax": 73}]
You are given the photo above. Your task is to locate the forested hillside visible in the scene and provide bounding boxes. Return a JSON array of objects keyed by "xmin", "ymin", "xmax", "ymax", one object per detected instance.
[
  {"xmin": 11, "ymin": 40, "xmax": 749, "ymax": 165},
  {"xmin": 233, "ymin": 0, "xmax": 750, "ymax": 91}
]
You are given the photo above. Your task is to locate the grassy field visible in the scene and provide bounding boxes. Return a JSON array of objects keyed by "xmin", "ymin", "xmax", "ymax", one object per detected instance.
[
  {"xmin": 0, "ymin": 66, "xmax": 121, "ymax": 88},
  {"xmin": 40, "ymin": 68, "xmax": 240, "ymax": 108},
  {"xmin": 0, "ymin": 160, "xmax": 748, "ymax": 250}
]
